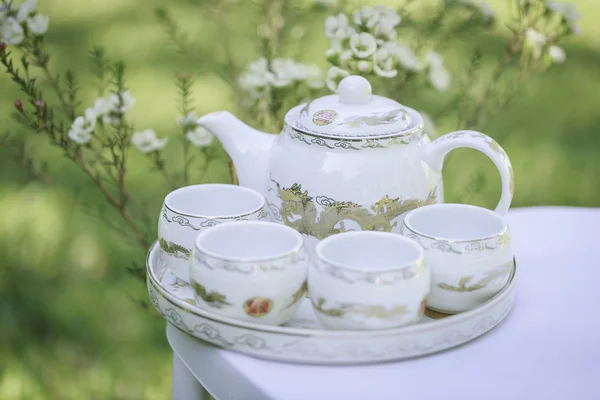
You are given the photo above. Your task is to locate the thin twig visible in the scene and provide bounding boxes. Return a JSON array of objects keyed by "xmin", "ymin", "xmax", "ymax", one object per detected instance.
[{"xmin": 1, "ymin": 49, "xmax": 150, "ymax": 250}]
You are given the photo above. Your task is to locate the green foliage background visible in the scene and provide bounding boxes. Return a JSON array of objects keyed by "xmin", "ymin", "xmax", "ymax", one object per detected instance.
[{"xmin": 0, "ymin": 0, "xmax": 599, "ymax": 398}]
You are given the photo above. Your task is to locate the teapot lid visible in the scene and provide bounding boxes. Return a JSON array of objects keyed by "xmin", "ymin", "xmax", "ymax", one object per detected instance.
[{"xmin": 291, "ymin": 75, "xmax": 418, "ymax": 138}]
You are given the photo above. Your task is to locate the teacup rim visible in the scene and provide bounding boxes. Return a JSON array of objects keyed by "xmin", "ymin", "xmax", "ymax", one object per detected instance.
[
  {"xmin": 315, "ymin": 231, "xmax": 424, "ymax": 273},
  {"xmin": 163, "ymin": 184, "xmax": 266, "ymax": 219},
  {"xmin": 403, "ymin": 203, "xmax": 508, "ymax": 243},
  {"xmin": 194, "ymin": 221, "xmax": 305, "ymax": 263}
]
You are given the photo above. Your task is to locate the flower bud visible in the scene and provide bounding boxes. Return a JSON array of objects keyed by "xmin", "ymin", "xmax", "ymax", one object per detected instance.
[
  {"xmin": 15, "ymin": 99, "xmax": 23, "ymax": 111},
  {"xmin": 0, "ymin": 42, "xmax": 6, "ymax": 51},
  {"xmin": 35, "ymin": 99, "xmax": 45, "ymax": 109}
]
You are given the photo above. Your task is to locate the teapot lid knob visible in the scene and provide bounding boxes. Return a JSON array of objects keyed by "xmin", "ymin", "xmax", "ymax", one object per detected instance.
[{"xmin": 338, "ymin": 75, "xmax": 371, "ymax": 105}]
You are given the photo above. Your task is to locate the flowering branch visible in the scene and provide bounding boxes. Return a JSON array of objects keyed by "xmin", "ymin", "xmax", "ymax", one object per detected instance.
[
  {"xmin": 0, "ymin": 0, "xmax": 584, "ymax": 286},
  {"xmin": 456, "ymin": 0, "xmax": 577, "ymax": 130},
  {"xmin": 0, "ymin": 36, "xmax": 151, "ymax": 254}
]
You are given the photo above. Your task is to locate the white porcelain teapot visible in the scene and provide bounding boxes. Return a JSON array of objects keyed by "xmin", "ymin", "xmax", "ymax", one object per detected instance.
[{"xmin": 197, "ymin": 75, "xmax": 514, "ymax": 254}]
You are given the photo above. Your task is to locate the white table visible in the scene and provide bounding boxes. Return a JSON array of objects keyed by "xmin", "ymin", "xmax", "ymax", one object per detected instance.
[{"xmin": 166, "ymin": 207, "xmax": 600, "ymax": 400}]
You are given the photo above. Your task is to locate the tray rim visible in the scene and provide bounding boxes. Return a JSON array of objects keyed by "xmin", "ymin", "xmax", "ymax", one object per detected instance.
[{"xmin": 147, "ymin": 241, "xmax": 517, "ymax": 338}]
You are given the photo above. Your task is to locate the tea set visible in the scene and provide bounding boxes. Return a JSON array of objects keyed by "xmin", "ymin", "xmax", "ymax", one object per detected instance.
[{"xmin": 155, "ymin": 75, "xmax": 515, "ymax": 333}]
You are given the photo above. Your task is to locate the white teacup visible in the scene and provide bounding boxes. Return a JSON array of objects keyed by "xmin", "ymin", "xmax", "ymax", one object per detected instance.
[
  {"xmin": 190, "ymin": 221, "xmax": 308, "ymax": 326},
  {"xmin": 158, "ymin": 184, "xmax": 268, "ymax": 282},
  {"xmin": 308, "ymin": 231, "xmax": 430, "ymax": 331},
  {"xmin": 402, "ymin": 203, "xmax": 513, "ymax": 314}
]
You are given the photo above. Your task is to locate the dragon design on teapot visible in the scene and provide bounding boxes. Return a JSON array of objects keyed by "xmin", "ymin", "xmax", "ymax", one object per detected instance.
[{"xmin": 268, "ymin": 178, "xmax": 438, "ymax": 240}]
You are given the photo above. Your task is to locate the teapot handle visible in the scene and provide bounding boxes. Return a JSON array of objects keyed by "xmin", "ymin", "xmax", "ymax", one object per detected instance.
[{"xmin": 425, "ymin": 130, "xmax": 514, "ymax": 216}]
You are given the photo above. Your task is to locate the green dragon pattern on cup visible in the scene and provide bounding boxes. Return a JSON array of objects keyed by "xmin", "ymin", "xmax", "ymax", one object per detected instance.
[
  {"xmin": 283, "ymin": 281, "xmax": 307, "ymax": 309},
  {"xmin": 192, "ymin": 282, "xmax": 232, "ymax": 308},
  {"xmin": 159, "ymin": 238, "xmax": 190, "ymax": 260},
  {"xmin": 312, "ymin": 297, "xmax": 408, "ymax": 319},
  {"xmin": 191, "ymin": 280, "xmax": 307, "ymax": 311},
  {"xmin": 269, "ymin": 178, "xmax": 438, "ymax": 240},
  {"xmin": 438, "ymin": 259, "xmax": 513, "ymax": 292}
]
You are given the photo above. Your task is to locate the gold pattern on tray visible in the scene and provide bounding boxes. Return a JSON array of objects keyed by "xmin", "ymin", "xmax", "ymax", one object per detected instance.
[
  {"xmin": 271, "ymin": 178, "xmax": 438, "ymax": 240},
  {"xmin": 424, "ymin": 308, "xmax": 453, "ymax": 319},
  {"xmin": 418, "ymin": 296, "xmax": 428, "ymax": 317},
  {"xmin": 244, "ymin": 297, "xmax": 273, "ymax": 317},
  {"xmin": 438, "ymin": 260, "xmax": 513, "ymax": 292},
  {"xmin": 312, "ymin": 297, "xmax": 407, "ymax": 319},
  {"xmin": 159, "ymin": 238, "xmax": 190, "ymax": 259},
  {"xmin": 182, "ymin": 298, "xmax": 196, "ymax": 306},
  {"xmin": 192, "ymin": 282, "xmax": 231, "ymax": 308}
]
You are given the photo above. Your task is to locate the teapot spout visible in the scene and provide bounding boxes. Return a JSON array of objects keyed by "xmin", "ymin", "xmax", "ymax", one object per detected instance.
[{"xmin": 197, "ymin": 111, "xmax": 275, "ymax": 194}]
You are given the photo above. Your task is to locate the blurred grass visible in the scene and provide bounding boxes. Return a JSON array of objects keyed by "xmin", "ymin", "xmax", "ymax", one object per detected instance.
[{"xmin": 0, "ymin": 0, "xmax": 599, "ymax": 398}]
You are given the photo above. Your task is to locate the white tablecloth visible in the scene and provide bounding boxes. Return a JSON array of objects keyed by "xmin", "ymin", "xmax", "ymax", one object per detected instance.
[{"xmin": 167, "ymin": 207, "xmax": 600, "ymax": 400}]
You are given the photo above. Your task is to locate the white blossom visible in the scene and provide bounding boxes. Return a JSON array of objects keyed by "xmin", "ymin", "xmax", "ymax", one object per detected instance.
[
  {"xmin": 326, "ymin": 66, "xmax": 349, "ymax": 92},
  {"xmin": 304, "ymin": 65, "xmax": 325, "ymax": 89},
  {"xmin": 374, "ymin": 19, "xmax": 397, "ymax": 42},
  {"xmin": 372, "ymin": 48, "xmax": 397, "ymax": 78},
  {"xmin": 548, "ymin": 45, "xmax": 566, "ymax": 63},
  {"xmin": 107, "ymin": 91, "xmax": 135, "ymax": 113},
  {"xmin": 427, "ymin": 51, "xmax": 445, "ymax": 69},
  {"xmin": 547, "ymin": 2, "xmax": 581, "ymax": 35},
  {"xmin": 131, "ymin": 129, "xmax": 168, "ymax": 153},
  {"xmin": 324, "ymin": 13, "xmax": 353, "ymax": 40},
  {"xmin": 270, "ymin": 58, "xmax": 316, "ymax": 87},
  {"xmin": 357, "ymin": 60, "xmax": 372, "ymax": 73},
  {"xmin": 420, "ymin": 112, "xmax": 436, "ymax": 137},
  {"xmin": 353, "ymin": 6, "xmax": 380, "ymax": 28},
  {"xmin": 339, "ymin": 50, "xmax": 353, "ymax": 62},
  {"xmin": 426, "ymin": 52, "xmax": 451, "ymax": 91},
  {"xmin": 1, "ymin": 17, "xmax": 24, "ymax": 45},
  {"xmin": 178, "ymin": 112, "xmax": 199, "ymax": 128},
  {"xmin": 16, "ymin": 0, "xmax": 37, "ymax": 23},
  {"xmin": 349, "ymin": 32, "xmax": 377, "ymax": 58},
  {"xmin": 26, "ymin": 15, "xmax": 49, "ymax": 36},
  {"xmin": 384, "ymin": 43, "xmax": 425, "ymax": 71},
  {"xmin": 325, "ymin": 48, "xmax": 340, "ymax": 59},
  {"xmin": 479, "ymin": 2, "xmax": 495, "ymax": 21},
  {"xmin": 525, "ymin": 28, "xmax": 547, "ymax": 59},
  {"xmin": 102, "ymin": 91, "xmax": 135, "ymax": 123},
  {"xmin": 375, "ymin": 5, "xmax": 401, "ymax": 27},
  {"xmin": 270, "ymin": 58, "xmax": 300, "ymax": 87},
  {"xmin": 68, "ymin": 108, "xmax": 98, "ymax": 145},
  {"xmin": 91, "ymin": 98, "xmax": 109, "ymax": 116},
  {"xmin": 238, "ymin": 57, "xmax": 272, "ymax": 98},
  {"xmin": 186, "ymin": 126, "xmax": 214, "ymax": 147},
  {"xmin": 239, "ymin": 57, "xmax": 323, "ymax": 97},
  {"xmin": 429, "ymin": 66, "xmax": 451, "ymax": 91},
  {"xmin": 325, "ymin": 40, "xmax": 343, "ymax": 61}
]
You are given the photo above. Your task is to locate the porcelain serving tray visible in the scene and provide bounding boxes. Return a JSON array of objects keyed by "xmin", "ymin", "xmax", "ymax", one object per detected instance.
[{"xmin": 147, "ymin": 241, "xmax": 517, "ymax": 365}]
